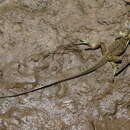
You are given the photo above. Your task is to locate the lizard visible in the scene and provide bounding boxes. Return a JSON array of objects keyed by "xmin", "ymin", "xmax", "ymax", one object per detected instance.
[{"xmin": 0, "ymin": 31, "xmax": 130, "ymax": 99}]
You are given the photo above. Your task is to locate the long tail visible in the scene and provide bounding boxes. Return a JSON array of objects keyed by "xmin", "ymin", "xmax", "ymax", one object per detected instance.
[{"xmin": 0, "ymin": 58, "xmax": 107, "ymax": 98}]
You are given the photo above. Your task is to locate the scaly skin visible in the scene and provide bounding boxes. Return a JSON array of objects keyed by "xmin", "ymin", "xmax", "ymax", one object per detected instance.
[{"xmin": 0, "ymin": 34, "xmax": 129, "ymax": 98}]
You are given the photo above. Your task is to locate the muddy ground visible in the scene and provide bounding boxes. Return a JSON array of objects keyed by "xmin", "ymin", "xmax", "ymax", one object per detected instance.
[{"xmin": 0, "ymin": 0, "xmax": 129, "ymax": 129}]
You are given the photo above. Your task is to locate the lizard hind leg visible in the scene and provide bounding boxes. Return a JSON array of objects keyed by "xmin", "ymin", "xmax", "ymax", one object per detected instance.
[
  {"xmin": 107, "ymin": 56, "xmax": 123, "ymax": 63},
  {"xmin": 114, "ymin": 55, "xmax": 130, "ymax": 76},
  {"xmin": 107, "ymin": 56, "xmax": 123, "ymax": 76},
  {"xmin": 74, "ymin": 40, "xmax": 107, "ymax": 55},
  {"xmin": 81, "ymin": 40, "xmax": 107, "ymax": 54}
]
